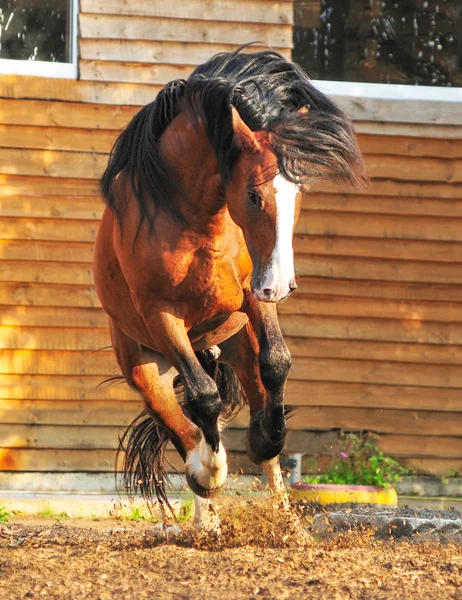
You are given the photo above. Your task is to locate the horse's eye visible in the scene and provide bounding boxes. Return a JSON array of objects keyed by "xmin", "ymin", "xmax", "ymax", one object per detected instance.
[{"xmin": 248, "ymin": 189, "xmax": 262, "ymax": 209}]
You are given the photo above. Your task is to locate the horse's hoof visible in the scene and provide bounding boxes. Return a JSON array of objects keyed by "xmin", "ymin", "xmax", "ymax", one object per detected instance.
[
  {"xmin": 185, "ymin": 438, "xmax": 227, "ymax": 498},
  {"xmin": 185, "ymin": 470, "xmax": 224, "ymax": 499}
]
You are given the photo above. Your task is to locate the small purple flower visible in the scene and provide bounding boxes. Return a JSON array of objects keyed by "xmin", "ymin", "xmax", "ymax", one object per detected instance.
[{"xmin": 340, "ymin": 452, "xmax": 348, "ymax": 458}]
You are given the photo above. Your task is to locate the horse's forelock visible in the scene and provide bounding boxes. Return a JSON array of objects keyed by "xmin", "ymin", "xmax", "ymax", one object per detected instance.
[{"xmin": 186, "ymin": 47, "xmax": 367, "ymax": 190}]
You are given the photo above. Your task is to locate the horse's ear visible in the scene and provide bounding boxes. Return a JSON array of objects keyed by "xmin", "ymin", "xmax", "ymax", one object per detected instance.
[{"xmin": 231, "ymin": 106, "xmax": 261, "ymax": 153}]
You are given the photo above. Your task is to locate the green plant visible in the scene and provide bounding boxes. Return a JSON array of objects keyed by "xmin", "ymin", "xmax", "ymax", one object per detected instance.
[
  {"xmin": 177, "ymin": 499, "xmax": 193, "ymax": 522},
  {"xmin": 0, "ymin": 506, "xmax": 11, "ymax": 523},
  {"xmin": 39, "ymin": 506, "xmax": 69, "ymax": 520},
  {"xmin": 304, "ymin": 432, "xmax": 410, "ymax": 487}
]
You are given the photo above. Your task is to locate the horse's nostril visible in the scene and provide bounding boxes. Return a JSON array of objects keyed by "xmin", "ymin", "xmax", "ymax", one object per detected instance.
[
  {"xmin": 289, "ymin": 281, "xmax": 298, "ymax": 292},
  {"xmin": 262, "ymin": 288, "xmax": 274, "ymax": 298}
]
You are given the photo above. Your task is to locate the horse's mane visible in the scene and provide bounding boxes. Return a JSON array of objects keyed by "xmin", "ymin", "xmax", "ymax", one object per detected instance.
[{"xmin": 101, "ymin": 45, "xmax": 367, "ymax": 225}]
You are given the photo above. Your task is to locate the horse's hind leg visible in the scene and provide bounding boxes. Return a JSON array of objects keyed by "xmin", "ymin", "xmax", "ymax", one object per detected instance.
[{"xmin": 118, "ymin": 313, "xmax": 228, "ymax": 499}]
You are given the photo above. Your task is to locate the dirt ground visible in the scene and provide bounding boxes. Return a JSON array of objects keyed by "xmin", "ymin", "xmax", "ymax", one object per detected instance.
[{"xmin": 0, "ymin": 499, "xmax": 461, "ymax": 600}]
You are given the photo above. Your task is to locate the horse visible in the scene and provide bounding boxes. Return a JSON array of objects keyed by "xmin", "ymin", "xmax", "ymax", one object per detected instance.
[{"xmin": 93, "ymin": 46, "xmax": 367, "ymax": 531}]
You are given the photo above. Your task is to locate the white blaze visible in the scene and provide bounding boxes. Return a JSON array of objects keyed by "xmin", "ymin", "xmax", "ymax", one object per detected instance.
[{"xmin": 256, "ymin": 173, "xmax": 298, "ymax": 302}]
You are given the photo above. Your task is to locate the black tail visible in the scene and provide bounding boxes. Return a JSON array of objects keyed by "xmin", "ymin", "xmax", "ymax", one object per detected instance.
[
  {"xmin": 117, "ymin": 349, "xmax": 246, "ymax": 510},
  {"xmin": 117, "ymin": 405, "xmax": 172, "ymax": 513}
]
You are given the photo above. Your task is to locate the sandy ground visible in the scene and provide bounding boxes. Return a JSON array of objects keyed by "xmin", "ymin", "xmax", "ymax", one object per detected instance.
[{"xmin": 0, "ymin": 499, "xmax": 461, "ymax": 600}]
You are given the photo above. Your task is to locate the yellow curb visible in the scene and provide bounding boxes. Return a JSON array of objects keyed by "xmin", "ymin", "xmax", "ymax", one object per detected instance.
[{"xmin": 289, "ymin": 485, "xmax": 398, "ymax": 506}]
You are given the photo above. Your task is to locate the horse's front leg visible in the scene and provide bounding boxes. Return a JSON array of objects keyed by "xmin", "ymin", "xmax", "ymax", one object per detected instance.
[
  {"xmin": 243, "ymin": 296, "xmax": 291, "ymax": 467},
  {"xmin": 142, "ymin": 311, "xmax": 228, "ymax": 500},
  {"xmin": 219, "ymin": 303, "xmax": 290, "ymax": 501}
]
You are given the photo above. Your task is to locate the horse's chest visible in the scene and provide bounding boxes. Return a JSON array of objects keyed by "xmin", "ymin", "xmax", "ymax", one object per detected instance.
[{"xmin": 187, "ymin": 258, "xmax": 246, "ymax": 316}]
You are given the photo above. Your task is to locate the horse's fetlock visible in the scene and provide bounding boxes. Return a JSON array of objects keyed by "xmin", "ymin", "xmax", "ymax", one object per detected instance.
[{"xmin": 245, "ymin": 407, "xmax": 287, "ymax": 465}]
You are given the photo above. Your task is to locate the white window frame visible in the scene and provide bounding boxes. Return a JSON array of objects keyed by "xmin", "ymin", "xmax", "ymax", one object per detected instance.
[
  {"xmin": 311, "ymin": 80, "xmax": 462, "ymax": 103},
  {"xmin": 0, "ymin": 0, "xmax": 79, "ymax": 79}
]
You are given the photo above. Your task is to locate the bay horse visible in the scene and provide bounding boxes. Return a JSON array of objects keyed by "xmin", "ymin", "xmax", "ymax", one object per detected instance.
[{"xmin": 93, "ymin": 47, "xmax": 366, "ymax": 530}]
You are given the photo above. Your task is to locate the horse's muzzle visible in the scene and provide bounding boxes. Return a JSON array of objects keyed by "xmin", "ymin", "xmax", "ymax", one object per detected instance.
[{"xmin": 253, "ymin": 279, "xmax": 297, "ymax": 303}]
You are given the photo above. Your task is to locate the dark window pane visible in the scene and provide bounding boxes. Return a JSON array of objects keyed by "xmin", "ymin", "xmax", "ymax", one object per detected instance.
[
  {"xmin": 293, "ymin": 0, "xmax": 462, "ymax": 87},
  {"xmin": 0, "ymin": 0, "xmax": 72, "ymax": 63}
]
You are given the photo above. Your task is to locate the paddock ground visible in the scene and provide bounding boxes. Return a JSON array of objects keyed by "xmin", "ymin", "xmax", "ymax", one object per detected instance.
[{"xmin": 0, "ymin": 498, "xmax": 461, "ymax": 600}]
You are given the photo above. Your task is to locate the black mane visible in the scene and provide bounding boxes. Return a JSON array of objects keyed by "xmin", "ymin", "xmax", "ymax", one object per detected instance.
[{"xmin": 101, "ymin": 46, "xmax": 367, "ymax": 225}]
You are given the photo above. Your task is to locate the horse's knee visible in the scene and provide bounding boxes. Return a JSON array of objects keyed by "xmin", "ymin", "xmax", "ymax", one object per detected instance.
[{"xmin": 259, "ymin": 344, "xmax": 291, "ymax": 394}]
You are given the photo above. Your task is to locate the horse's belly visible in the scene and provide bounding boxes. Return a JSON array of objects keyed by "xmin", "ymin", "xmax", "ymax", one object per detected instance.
[{"xmin": 189, "ymin": 312, "xmax": 248, "ymax": 350}]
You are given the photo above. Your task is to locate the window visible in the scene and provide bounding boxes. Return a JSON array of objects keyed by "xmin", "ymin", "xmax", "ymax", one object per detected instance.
[
  {"xmin": 0, "ymin": 0, "xmax": 78, "ymax": 78},
  {"xmin": 293, "ymin": 0, "xmax": 462, "ymax": 101}
]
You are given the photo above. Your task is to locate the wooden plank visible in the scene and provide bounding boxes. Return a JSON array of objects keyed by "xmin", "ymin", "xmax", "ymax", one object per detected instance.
[
  {"xmin": 313, "ymin": 179, "xmax": 462, "ymax": 200},
  {"xmin": 365, "ymin": 154, "xmax": 462, "ymax": 183},
  {"xmin": 280, "ymin": 295, "xmax": 462, "ymax": 324},
  {"xmin": 0, "ymin": 125, "xmax": 115, "ymax": 154},
  {"xmin": 286, "ymin": 337, "xmax": 462, "ymax": 367},
  {"xmin": 302, "ymin": 192, "xmax": 462, "ymax": 218},
  {"xmin": 0, "ymin": 426, "xmax": 337, "ymax": 455},
  {"xmin": 0, "ymin": 448, "xmax": 118, "ymax": 471},
  {"xmin": 295, "ymin": 254, "xmax": 462, "ymax": 285},
  {"xmin": 335, "ymin": 95, "xmax": 462, "ymax": 126},
  {"xmin": 0, "ymin": 75, "xmax": 164, "ymax": 106},
  {"xmin": 232, "ymin": 406, "xmax": 462, "ymax": 436},
  {"xmin": 0, "ymin": 218, "xmax": 100, "ymax": 242},
  {"xmin": 80, "ymin": 0, "xmax": 294, "ymax": 25},
  {"xmin": 296, "ymin": 277, "xmax": 462, "ymax": 303},
  {"xmin": 0, "ymin": 350, "xmax": 117, "ymax": 376},
  {"xmin": 0, "ymin": 400, "xmax": 139, "ymax": 426},
  {"xmin": 0, "ymin": 374, "xmax": 138, "ymax": 401},
  {"xmin": 0, "ymin": 326, "xmax": 110, "ymax": 351},
  {"xmin": 0, "ymin": 148, "xmax": 107, "ymax": 180},
  {"xmin": 79, "ymin": 14, "xmax": 293, "ymax": 48},
  {"xmin": 0, "ymin": 448, "xmax": 257, "ymax": 474},
  {"xmin": 80, "ymin": 39, "xmax": 291, "ymax": 65},
  {"xmin": 284, "ymin": 380, "xmax": 462, "ymax": 412},
  {"xmin": 80, "ymin": 60, "xmax": 194, "ymax": 85},
  {"xmin": 1, "ymin": 78, "xmax": 460, "ymax": 119},
  {"xmin": 289, "ymin": 356, "xmax": 462, "ymax": 389},
  {"xmin": 2, "ymin": 393, "xmax": 461, "ymax": 430},
  {"xmin": 294, "ymin": 235, "xmax": 462, "ymax": 263},
  {"xmin": 0, "ymin": 424, "xmax": 124, "ymax": 450},
  {"xmin": 355, "ymin": 121, "xmax": 462, "ymax": 140},
  {"xmin": 297, "ymin": 210, "xmax": 462, "ymax": 243},
  {"xmin": 222, "ymin": 429, "xmax": 338, "ymax": 455},
  {"xmin": 0, "ymin": 261, "xmax": 94, "ymax": 285},
  {"xmin": 377, "ymin": 434, "xmax": 462, "ymax": 459},
  {"xmin": 0, "ymin": 306, "xmax": 107, "ymax": 328},
  {"xmin": 0, "ymin": 99, "xmax": 138, "ymax": 130},
  {"xmin": 399, "ymin": 458, "xmax": 462, "ymax": 477},
  {"xmin": 358, "ymin": 134, "xmax": 462, "ymax": 159},
  {"xmin": 0, "ymin": 283, "xmax": 100, "ymax": 308},
  {"xmin": 0, "ymin": 175, "xmax": 100, "ymax": 196},
  {"xmin": 0, "ymin": 240, "xmax": 94, "ymax": 262},
  {"xmin": 279, "ymin": 314, "xmax": 462, "ymax": 345}
]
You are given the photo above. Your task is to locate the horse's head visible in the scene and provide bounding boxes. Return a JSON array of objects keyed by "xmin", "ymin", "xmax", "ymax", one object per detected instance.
[{"xmin": 225, "ymin": 108, "xmax": 303, "ymax": 303}]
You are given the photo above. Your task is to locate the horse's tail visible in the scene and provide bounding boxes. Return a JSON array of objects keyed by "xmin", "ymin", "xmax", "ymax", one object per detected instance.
[
  {"xmin": 117, "ymin": 406, "xmax": 173, "ymax": 513},
  {"xmin": 117, "ymin": 348, "xmax": 245, "ymax": 511}
]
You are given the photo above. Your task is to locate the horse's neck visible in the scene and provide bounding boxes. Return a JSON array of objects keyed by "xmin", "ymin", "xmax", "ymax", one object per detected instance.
[{"xmin": 159, "ymin": 111, "xmax": 225, "ymax": 229}]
